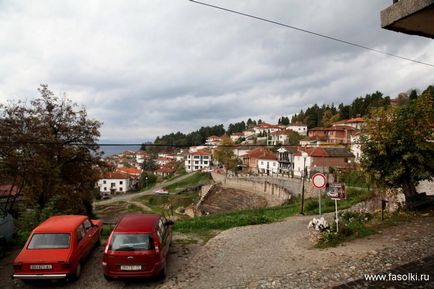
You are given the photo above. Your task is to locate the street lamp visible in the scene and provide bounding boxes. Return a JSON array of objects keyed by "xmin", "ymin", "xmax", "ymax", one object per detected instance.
[{"xmin": 300, "ymin": 152, "xmax": 308, "ymax": 215}]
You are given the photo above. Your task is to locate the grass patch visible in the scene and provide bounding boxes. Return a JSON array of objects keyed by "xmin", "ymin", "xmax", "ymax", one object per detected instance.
[
  {"xmin": 95, "ymin": 201, "xmax": 149, "ymax": 220},
  {"xmin": 174, "ymin": 187, "xmax": 374, "ymax": 240},
  {"xmin": 135, "ymin": 191, "xmax": 200, "ymax": 215},
  {"xmin": 163, "ymin": 172, "xmax": 212, "ymax": 193}
]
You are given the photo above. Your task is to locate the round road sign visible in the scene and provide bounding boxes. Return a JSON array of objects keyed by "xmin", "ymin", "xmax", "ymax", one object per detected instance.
[{"xmin": 312, "ymin": 173, "xmax": 327, "ymax": 189}]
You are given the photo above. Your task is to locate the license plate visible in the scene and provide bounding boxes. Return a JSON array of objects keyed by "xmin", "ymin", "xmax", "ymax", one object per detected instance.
[
  {"xmin": 120, "ymin": 265, "xmax": 141, "ymax": 271},
  {"xmin": 30, "ymin": 264, "xmax": 52, "ymax": 270}
]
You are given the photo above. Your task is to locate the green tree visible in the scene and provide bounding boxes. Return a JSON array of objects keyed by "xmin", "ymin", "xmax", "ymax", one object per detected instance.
[
  {"xmin": 0, "ymin": 85, "xmax": 102, "ymax": 216},
  {"xmin": 139, "ymin": 171, "xmax": 157, "ymax": 189},
  {"xmin": 213, "ymin": 136, "xmax": 238, "ymax": 174},
  {"xmin": 361, "ymin": 91, "xmax": 434, "ymax": 203},
  {"xmin": 287, "ymin": 131, "xmax": 303, "ymax": 146}
]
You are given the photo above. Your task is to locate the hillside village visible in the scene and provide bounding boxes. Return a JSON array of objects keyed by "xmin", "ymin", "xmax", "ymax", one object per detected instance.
[{"xmin": 96, "ymin": 115, "xmax": 410, "ymax": 195}]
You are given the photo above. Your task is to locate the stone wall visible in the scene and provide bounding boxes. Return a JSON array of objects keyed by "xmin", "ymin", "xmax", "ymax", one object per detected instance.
[{"xmin": 212, "ymin": 173, "xmax": 321, "ymax": 206}]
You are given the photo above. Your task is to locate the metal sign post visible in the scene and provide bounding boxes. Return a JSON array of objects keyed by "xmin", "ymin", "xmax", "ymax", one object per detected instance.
[
  {"xmin": 312, "ymin": 173, "xmax": 327, "ymax": 217},
  {"xmin": 327, "ymin": 183, "xmax": 346, "ymax": 233},
  {"xmin": 335, "ymin": 199, "xmax": 339, "ymax": 233}
]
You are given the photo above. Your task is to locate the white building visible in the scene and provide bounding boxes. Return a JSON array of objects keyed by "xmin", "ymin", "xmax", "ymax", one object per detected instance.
[
  {"xmin": 293, "ymin": 152, "xmax": 311, "ymax": 178},
  {"xmin": 135, "ymin": 150, "xmax": 148, "ymax": 164},
  {"xmin": 185, "ymin": 149, "xmax": 212, "ymax": 172},
  {"xmin": 205, "ymin": 136, "xmax": 222, "ymax": 146},
  {"xmin": 268, "ymin": 130, "xmax": 289, "ymax": 145},
  {"xmin": 257, "ymin": 154, "xmax": 279, "ymax": 175},
  {"xmin": 286, "ymin": 125, "xmax": 308, "ymax": 136},
  {"xmin": 230, "ymin": 132, "xmax": 243, "ymax": 142},
  {"xmin": 97, "ymin": 172, "xmax": 131, "ymax": 194},
  {"xmin": 253, "ymin": 123, "xmax": 283, "ymax": 136}
]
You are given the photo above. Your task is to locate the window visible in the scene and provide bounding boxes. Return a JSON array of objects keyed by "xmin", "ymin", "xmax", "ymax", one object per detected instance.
[
  {"xmin": 195, "ymin": 161, "xmax": 199, "ymax": 164},
  {"xmin": 261, "ymin": 161, "xmax": 264, "ymax": 165},
  {"xmin": 120, "ymin": 181, "xmax": 123, "ymax": 185},
  {"xmin": 119, "ymin": 187, "xmax": 123, "ymax": 191},
  {"xmin": 104, "ymin": 187, "xmax": 107, "ymax": 191},
  {"xmin": 194, "ymin": 156, "xmax": 200, "ymax": 159},
  {"xmin": 203, "ymin": 156, "xmax": 209, "ymax": 159},
  {"xmin": 103, "ymin": 180, "xmax": 106, "ymax": 184},
  {"xmin": 76, "ymin": 225, "xmax": 85, "ymax": 242},
  {"xmin": 84, "ymin": 219, "xmax": 92, "ymax": 231},
  {"xmin": 203, "ymin": 161, "xmax": 208, "ymax": 165},
  {"xmin": 28, "ymin": 234, "xmax": 70, "ymax": 249},
  {"xmin": 111, "ymin": 183, "xmax": 115, "ymax": 188},
  {"xmin": 109, "ymin": 233, "xmax": 153, "ymax": 251}
]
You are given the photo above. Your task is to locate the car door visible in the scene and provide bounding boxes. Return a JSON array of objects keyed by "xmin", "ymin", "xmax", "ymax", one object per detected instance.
[
  {"xmin": 83, "ymin": 219, "xmax": 98, "ymax": 246},
  {"xmin": 77, "ymin": 223, "xmax": 92, "ymax": 259},
  {"xmin": 157, "ymin": 218, "xmax": 169, "ymax": 260}
]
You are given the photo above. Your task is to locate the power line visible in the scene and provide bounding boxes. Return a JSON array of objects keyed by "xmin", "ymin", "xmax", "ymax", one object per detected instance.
[{"xmin": 188, "ymin": 0, "xmax": 434, "ymax": 68}]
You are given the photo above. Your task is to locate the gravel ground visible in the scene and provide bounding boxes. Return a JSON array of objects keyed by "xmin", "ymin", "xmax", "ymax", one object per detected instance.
[
  {"xmin": 0, "ymin": 241, "xmax": 201, "ymax": 289},
  {"xmin": 158, "ymin": 214, "xmax": 434, "ymax": 289}
]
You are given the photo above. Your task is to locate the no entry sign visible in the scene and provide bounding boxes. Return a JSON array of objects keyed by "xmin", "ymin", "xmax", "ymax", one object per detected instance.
[{"xmin": 312, "ymin": 173, "xmax": 327, "ymax": 189}]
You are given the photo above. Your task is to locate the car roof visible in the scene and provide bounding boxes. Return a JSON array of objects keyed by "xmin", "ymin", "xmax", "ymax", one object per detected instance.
[
  {"xmin": 114, "ymin": 213, "xmax": 161, "ymax": 233},
  {"xmin": 33, "ymin": 215, "xmax": 88, "ymax": 233}
]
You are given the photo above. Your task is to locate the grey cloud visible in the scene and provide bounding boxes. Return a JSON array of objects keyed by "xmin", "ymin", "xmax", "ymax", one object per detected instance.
[{"xmin": 0, "ymin": 0, "xmax": 433, "ymax": 141}]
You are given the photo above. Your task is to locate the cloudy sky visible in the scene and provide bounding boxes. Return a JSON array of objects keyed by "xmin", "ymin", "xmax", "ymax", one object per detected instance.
[{"xmin": 0, "ymin": 0, "xmax": 433, "ymax": 142}]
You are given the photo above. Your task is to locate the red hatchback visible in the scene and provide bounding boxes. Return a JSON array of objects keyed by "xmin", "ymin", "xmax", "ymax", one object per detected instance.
[
  {"xmin": 102, "ymin": 213, "xmax": 173, "ymax": 280},
  {"xmin": 13, "ymin": 215, "xmax": 103, "ymax": 281}
]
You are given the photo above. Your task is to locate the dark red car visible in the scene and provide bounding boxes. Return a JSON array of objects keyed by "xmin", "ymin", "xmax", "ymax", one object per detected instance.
[
  {"xmin": 102, "ymin": 213, "xmax": 173, "ymax": 280},
  {"xmin": 13, "ymin": 215, "xmax": 103, "ymax": 281}
]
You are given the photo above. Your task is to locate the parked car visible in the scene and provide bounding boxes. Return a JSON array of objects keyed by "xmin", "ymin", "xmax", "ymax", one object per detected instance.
[
  {"xmin": 154, "ymin": 189, "xmax": 169, "ymax": 195},
  {"xmin": 102, "ymin": 213, "xmax": 174, "ymax": 280},
  {"xmin": 0, "ymin": 209, "xmax": 14, "ymax": 258},
  {"xmin": 12, "ymin": 215, "xmax": 103, "ymax": 281}
]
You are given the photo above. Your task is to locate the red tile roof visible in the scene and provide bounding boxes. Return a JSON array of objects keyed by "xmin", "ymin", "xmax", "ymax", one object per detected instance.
[
  {"xmin": 157, "ymin": 163, "xmax": 177, "ymax": 173},
  {"xmin": 244, "ymin": 148, "xmax": 275, "ymax": 159},
  {"xmin": 117, "ymin": 167, "xmax": 142, "ymax": 176},
  {"xmin": 333, "ymin": 118, "xmax": 365, "ymax": 125},
  {"xmin": 102, "ymin": 172, "xmax": 129, "ymax": 179},
  {"xmin": 190, "ymin": 149, "xmax": 212, "ymax": 156}
]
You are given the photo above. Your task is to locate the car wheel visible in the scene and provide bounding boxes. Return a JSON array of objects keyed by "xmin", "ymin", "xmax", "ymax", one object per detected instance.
[
  {"xmin": 157, "ymin": 260, "xmax": 167, "ymax": 280},
  {"xmin": 69, "ymin": 262, "xmax": 82, "ymax": 281},
  {"xmin": 96, "ymin": 236, "xmax": 101, "ymax": 247},
  {"xmin": 104, "ymin": 274, "xmax": 113, "ymax": 281}
]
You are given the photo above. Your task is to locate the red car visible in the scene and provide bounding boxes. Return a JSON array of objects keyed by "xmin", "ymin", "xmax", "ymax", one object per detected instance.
[
  {"xmin": 102, "ymin": 213, "xmax": 173, "ymax": 280},
  {"xmin": 13, "ymin": 215, "xmax": 103, "ymax": 281}
]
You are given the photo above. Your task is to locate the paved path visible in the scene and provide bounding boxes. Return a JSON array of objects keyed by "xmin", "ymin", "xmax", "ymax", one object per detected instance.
[{"xmin": 96, "ymin": 173, "xmax": 195, "ymax": 205}]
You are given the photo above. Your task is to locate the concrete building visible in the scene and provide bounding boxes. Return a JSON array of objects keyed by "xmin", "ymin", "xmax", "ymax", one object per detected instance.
[
  {"xmin": 277, "ymin": 146, "xmax": 298, "ymax": 174},
  {"xmin": 293, "ymin": 147, "xmax": 354, "ymax": 177},
  {"xmin": 258, "ymin": 154, "xmax": 279, "ymax": 175},
  {"xmin": 97, "ymin": 172, "xmax": 131, "ymax": 194},
  {"xmin": 267, "ymin": 130, "xmax": 289, "ymax": 145},
  {"xmin": 185, "ymin": 149, "xmax": 212, "ymax": 172},
  {"xmin": 381, "ymin": 0, "xmax": 434, "ymax": 39},
  {"xmin": 286, "ymin": 124, "xmax": 308, "ymax": 136}
]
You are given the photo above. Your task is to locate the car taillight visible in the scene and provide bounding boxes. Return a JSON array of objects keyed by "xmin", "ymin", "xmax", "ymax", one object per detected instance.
[
  {"xmin": 13, "ymin": 262, "xmax": 22, "ymax": 270},
  {"xmin": 104, "ymin": 231, "xmax": 114, "ymax": 254},
  {"xmin": 153, "ymin": 238, "xmax": 160, "ymax": 254},
  {"xmin": 60, "ymin": 262, "xmax": 70, "ymax": 269}
]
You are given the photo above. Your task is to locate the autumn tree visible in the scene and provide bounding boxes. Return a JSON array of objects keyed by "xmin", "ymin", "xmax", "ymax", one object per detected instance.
[
  {"xmin": 0, "ymin": 85, "xmax": 102, "ymax": 216},
  {"xmin": 213, "ymin": 135, "xmax": 238, "ymax": 174},
  {"xmin": 361, "ymin": 89, "xmax": 434, "ymax": 204}
]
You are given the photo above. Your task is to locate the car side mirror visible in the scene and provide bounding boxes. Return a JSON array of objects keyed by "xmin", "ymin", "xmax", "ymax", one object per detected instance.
[{"xmin": 164, "ymin": 220, "xmax": 175, "ymax": 226}]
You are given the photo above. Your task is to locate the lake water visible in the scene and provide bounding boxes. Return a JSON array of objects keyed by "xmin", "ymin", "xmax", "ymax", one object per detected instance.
[{"xmin": 98, "ymin": 145, "xmax": 141, "ymax": 157}]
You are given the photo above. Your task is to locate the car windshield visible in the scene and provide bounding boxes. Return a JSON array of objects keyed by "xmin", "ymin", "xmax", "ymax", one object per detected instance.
[
  {"xmin": 28, "ymin": 233, "xmax": 70, "ymax": 249},
  {"xmin": 109, "ymin": 233, "xmax": 153, "ymax": 251}
]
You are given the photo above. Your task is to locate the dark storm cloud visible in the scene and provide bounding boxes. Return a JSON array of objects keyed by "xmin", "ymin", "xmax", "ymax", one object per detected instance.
[{"xmin": 0, "ymin": 0, "xmax": 433, "ymax": 142}]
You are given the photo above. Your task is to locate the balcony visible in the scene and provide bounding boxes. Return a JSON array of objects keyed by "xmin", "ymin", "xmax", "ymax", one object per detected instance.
[{"xmin": 381, "ymin": 0, "xmax": 434, "ymax": 38}]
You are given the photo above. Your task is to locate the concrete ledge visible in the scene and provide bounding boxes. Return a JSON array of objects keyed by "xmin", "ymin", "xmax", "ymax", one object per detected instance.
[{"xmin": 380, "ymin": 0, "xmax": 434, "ymax": 38}]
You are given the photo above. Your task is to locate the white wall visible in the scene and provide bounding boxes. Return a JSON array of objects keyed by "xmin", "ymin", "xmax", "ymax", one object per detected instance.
[
  {"xmin": 287, "ymin": 125, "xmax": 308, "ymax": 135},
  {"xmin": 258, "ymin": 159, "xmax": 279, "ymax": 174},
  {"xmin": 351, "ymin": 134, "xmax": 362, "ymax": 163},
  {"xmin": 185, "ymin": 155, "xmax": 212, "ymax": 172},
  {"xmin": 293, "ymin": 155, "xmax": 312, "ymax": 177},
  {"xmin": 97, "ymin": 178, "xmax": 130, "ymax": 194}
]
